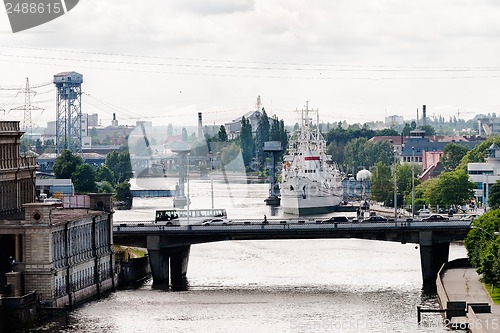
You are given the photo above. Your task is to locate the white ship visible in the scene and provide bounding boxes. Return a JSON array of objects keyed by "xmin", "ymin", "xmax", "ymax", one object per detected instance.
[{"xmin": 280, "ymin": 103, "xmax": 343, "ymax": 215}]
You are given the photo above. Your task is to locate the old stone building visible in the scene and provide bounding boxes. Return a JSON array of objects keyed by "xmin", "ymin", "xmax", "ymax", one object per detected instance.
[
  {"xmin": 0, "ymin": 121, "xmax": 37, "ymax": 216},
  {"xmin": 0, "ymin": 121, "xmax": 116, "ymax": 308}
]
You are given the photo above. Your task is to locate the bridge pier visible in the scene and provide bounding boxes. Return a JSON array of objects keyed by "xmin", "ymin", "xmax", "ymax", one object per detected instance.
[
  {"xmin": 419, "ymin": 231, "xmax": 450, "ymax": 283},
  {"xmin": 147, "ymin": 236, "xmax": 191, "ymax": 288}
]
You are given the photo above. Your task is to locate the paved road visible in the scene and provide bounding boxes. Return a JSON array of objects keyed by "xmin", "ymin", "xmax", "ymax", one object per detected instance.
[{"xmin": 442, "ymin": 266, "xmax": 500, "ymax": 332}]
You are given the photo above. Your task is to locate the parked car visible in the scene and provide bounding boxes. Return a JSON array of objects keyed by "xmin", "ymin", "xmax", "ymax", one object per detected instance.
[
  {"xmin": 363, "ymin": 215, "xmax": 388, "ymax": 222},
  {"xmin": 322, "ymin": 216, "xmax": 349, "ymax": 223},
  {"xmin": 201, "ymin": 218, "xmax": 232, "ymax": 226},
  {"xmin": 422, "ymin": 214, "xmax": 449, "ymax": 221}
]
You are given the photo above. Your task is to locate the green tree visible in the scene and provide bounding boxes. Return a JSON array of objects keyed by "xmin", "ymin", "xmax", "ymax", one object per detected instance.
[
  {"xmin": 465, "ymin": 211, "xmax": 500, "ymax": 285},
  {"xmin": 343, "ymin": 138, "xmax": 394, "ymax": 175},
  {"xmin": 218, "ymin": 125, "xmax": 228, "ymax": 142},
  {"xmin": 458, "ymin": 137, "xmax": 500, "ymax": 171},
  {"xmin": 255, "ymin": 110, "xmax": 270, "ymax": 168},
  {"xmin": 402, "ymin": 123, "xmax": 412, "ymax": 136},
  {"xmin": 326, "ymin": 141, "xmax": 345, "ymax": 166},
  {"xmin": 220, "ymin": 142, "xmax": 241, "ymax": 167},
  {"xmin": 95, "ymin": 164, "xmax": 115, "ymax": 184},
  {"xmin": 427, "ymin": 170, "xmax": 475, "ymax": 206},
  {"xmin": 98, "ymin": 181, "xmax": 114, "ymax": 193},
  {"xmin": 488, "ymin": 180, "xmax": 500, "ymax": 210},
  {"xmin": 240, "ymin": 116, "xmax": 254, "ymax": 169},
  {"xmin": 72, "ymin": 164, "xmax": 97, "ymax": 193},
  {"xmin": 115, "ymin": 181, "xmax": 132, "ymax": 202},
  {"xmin": 420, "ymin": 124, "xmax": 436, "ymax": 136},
  {"xmin": 181, "ymin": 128, "xmax": 188, "ymax": 142},
  {"xmin": 105, "ymin": 151, "xmax": 133, "ymax": 183},
  {"xmin": 370, "ymin": 162, "xmax": 392, "ymax": 204},
  {"xmin": 42, "ymin": 139, "xmax": 55, "ymax": 153},
  {"xmin": 397, "ymin": 163, "xmax": 421, "ymax": 208},
  {"xmin": 441, "ymin": 143, "xmax": 469, "ymax": 171},
  {"xmin": 53, "ymin": 150, "xmax": 83, "ymax": 179}
]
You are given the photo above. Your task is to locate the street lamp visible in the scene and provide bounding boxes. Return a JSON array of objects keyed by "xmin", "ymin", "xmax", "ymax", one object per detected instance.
[
  {"xmin": 393, "ymin": 149, "xmax": 398, "ymax": 221},
  {"xmin": 209, "ymin": 151, "xmax": 214, "ymax": 209},
  {"xmin": 471, "ymin": 225, "xmax": 499, "ymax": 240},
  {"xmin": 412, "ymin": 146, "xmax": 415, "ymax": 219}
]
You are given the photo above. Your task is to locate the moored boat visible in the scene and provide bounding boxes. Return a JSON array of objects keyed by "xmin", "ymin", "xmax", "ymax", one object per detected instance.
[{"xmin": 280, "ymin": 103, "xmax": 343, "ymax": 215}]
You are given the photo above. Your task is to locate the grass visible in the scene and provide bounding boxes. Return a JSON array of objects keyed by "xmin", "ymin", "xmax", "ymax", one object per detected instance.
[
  {"xmin": 484, "ymin": 284, "xmax": 500, "ymax": 304},
  {"xmin": 114, "ymin": 245, "xmax": 148, "ymax": 261}
]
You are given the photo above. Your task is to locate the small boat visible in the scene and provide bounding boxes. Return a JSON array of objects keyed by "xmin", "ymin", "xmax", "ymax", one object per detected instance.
[{"xmin": 280, "ymin": 103, "xmax": 343, "ymax": 215}]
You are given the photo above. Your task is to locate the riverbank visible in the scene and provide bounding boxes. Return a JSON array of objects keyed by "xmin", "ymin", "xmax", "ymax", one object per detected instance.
[{"xmin": 437, "ymin": 258, "xmax": 500, "ymax": 332}]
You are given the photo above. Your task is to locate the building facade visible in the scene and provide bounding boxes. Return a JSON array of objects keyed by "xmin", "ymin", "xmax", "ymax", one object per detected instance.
[
  {"xmin": 0, "ymin": 121, "xmax": 116, "ymax": 308},
  {"xmin": 467, "ymin": 143, "xmax": 500, "ymax": 206},
  {"xmin": 0, "ymin": 121, "xmax": 37, "ymax": 216}
]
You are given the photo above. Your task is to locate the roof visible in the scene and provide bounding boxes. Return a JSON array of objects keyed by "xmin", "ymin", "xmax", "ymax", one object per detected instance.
[
  {"xmin": 368, "ymin": 136, "xmax": 404, "ymax": 145},
  {"xmin": 36, "ymin": 179, "xmax": 73, "ymax": 186}
]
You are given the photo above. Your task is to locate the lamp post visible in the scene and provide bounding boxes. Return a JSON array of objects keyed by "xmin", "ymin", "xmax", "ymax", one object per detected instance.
[
  {"xmin": 209, "ymin": 151, "xmax": 214, "ymax": 209},
  {"xmin": 471, "ymin": 226, "xmax": 499, "ymax": 240},
  {"xmin": 394, "ymin": 149, "xmax": 398, "ymax": 221},
  {"xmin": 412, "ymin": 146, "xmax": 415, "ymax": 219}
]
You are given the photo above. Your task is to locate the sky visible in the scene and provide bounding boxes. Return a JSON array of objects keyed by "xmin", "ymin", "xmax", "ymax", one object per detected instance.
[{"xmin": 1, "ymin": 0, "xmax": 500, "ymax": 130}]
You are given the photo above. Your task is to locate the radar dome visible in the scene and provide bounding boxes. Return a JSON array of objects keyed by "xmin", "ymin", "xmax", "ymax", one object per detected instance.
[{"xmin": 356, "ymin": 169, "xmax": 372, "ymax": 181}]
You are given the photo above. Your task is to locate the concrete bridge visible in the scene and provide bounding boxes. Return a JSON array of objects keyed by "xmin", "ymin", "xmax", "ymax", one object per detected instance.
[{"xmin": 113, "ymin": 219, "xmax": 472, "ymax": 287}]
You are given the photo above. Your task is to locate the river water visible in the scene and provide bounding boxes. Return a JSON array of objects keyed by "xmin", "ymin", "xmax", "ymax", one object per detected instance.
[{"xmin": 35, "ymin": 178, "xmax": 466, "ymax": 332}]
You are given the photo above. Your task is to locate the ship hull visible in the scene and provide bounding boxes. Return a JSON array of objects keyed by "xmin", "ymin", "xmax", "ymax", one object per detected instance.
[{"xmin": 281, "ymin": 193, "xmax": 342, "ymax": 215}]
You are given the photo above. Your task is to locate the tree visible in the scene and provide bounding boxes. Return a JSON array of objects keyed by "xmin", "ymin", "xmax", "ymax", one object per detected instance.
[
  {"xmin": 465, "ymin": 211, "xmax": 500, "ymax": 285},
  {"xmin": 95, "ymin": 165, "xmax": 115, "ymax": 184},
  {"xmin": 98, "ymin": 181, "xmax": 114, "ymax": 193},
  {"xmin": 53, "ymin": 150, "xmax": 83, "ymax": 179},
  {"xmin": 105, "ymin": 151, "xmax": 133, "ymax": 183},
  {"xmin": 370, "ymin": 162, "xmax": 392, "ymax": 204},
  {"xmin": 425, "ymin": 170, "xmax": 475, "ymax": 207},
  {"xmin": 239, "ymin": 116, "xmax": 254, "ymax": 169},
  {"xmin": 255, "ymin": 110, "xmax": 270, "ymax": 168},
  {"xmin": 42, "ymin": 139, "xmax": 55, "ymax": 153},
  {"xmin": 420, "ymin": 125, "xmax": 436, "ymax": 136},
  {"xmin": 181, "ymin": 128, "xmax": 188, "ymax": 142},
  {"xmin": 441, "ymin": 143, "xmax": 468, "ymax": 171},
  {"xmin": 218, "ymin": 125, "xmax": 228, "ymax": 142},
  {"xmin": 343, "ymin": 138, "xmax": 394, "ymax": 175},
  {"xmin": 115, "ymin": 181, "xmax": 132, "ymax": 202},
  {"xmin": 489, "ymin": 180, "xmax": 500, "ymax": 209},
  {"xmin": 72, "ymin": 164, "xmax": 97, "ymax": 193}
]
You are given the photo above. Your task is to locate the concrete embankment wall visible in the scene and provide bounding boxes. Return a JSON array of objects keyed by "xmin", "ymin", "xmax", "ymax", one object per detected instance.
[{"xmin": 119, "ymin": 256, "xmax": 151, "ymax": 286}]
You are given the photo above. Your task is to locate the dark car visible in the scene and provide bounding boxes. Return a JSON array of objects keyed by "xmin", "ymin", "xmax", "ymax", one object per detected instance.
[
  {"xmin": 422, "ymin": 214, "xmax": 449, "ymax": 221},
  {"xmin": 322, "ymin": 216, "xmax": 349, "ymax": 223},
  {"xmin": 363, "ymin": 215, "xmax": 388, "ymax": 222}
]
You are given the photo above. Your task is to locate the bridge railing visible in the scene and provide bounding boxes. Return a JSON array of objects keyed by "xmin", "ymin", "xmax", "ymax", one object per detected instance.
[{"xmin": 113, "ymin": 220, "xmax": 472, "ymax": 233}]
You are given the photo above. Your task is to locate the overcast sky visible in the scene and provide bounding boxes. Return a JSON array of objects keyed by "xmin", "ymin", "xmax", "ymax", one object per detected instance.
[{"xmin": 1, "ymin": 0, "xmax": 500, "ymax": 129}]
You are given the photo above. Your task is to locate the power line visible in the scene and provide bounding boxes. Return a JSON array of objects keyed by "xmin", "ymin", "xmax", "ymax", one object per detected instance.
[{"xmin": 2, "ymin": 44, "xmax": 500, "ymax": 71}]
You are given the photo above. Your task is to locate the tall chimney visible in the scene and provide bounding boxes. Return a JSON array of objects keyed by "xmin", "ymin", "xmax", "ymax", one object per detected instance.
[
  {"xmin": 198, "ymin": 112, "xmax": 203, "ymax": 140},
  {"xmin": 422, "ymin": 105, "xmax": 427, "ymax": 127}
]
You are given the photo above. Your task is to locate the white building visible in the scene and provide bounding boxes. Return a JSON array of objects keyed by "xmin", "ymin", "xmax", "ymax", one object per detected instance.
[{"xmin": 467, "ymin": 143, "xmax": 500, "ymax": 206}]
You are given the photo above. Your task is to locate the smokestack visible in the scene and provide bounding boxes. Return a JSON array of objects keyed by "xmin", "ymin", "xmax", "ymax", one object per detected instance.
[
  {"xmin": 198, "ymin": 112, "xmax": 203, "ymax": 140},
  {"xmin": 111, "ymin": 113, "xmax": 118, "ymax": 127},
  {"xmin": 422, "ymin": 105, "xmax": 427, "ymax": 127}
]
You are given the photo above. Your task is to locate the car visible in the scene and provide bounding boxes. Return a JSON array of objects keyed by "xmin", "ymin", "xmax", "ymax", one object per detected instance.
[
  {"xmin": 322, "ymin": 216, "xmax": 349, "ymax": 223},
  {"xmin": 422, "ymin": 214, "xmax": 449, "ymax": 221},
  {"xmin": 201, "ymin": 218, "xmax": 232, "ymax": 226},
  {"xmin": 459, "ymin": 214, "xmax": 479, "ymax": 221},
  {"xmin": 363, "ymin": 215, "xmax": 388, "ymax": 222},
  {"xmin": 418, "ymin": 209, "xmax": 431, "ymax": 217}
]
